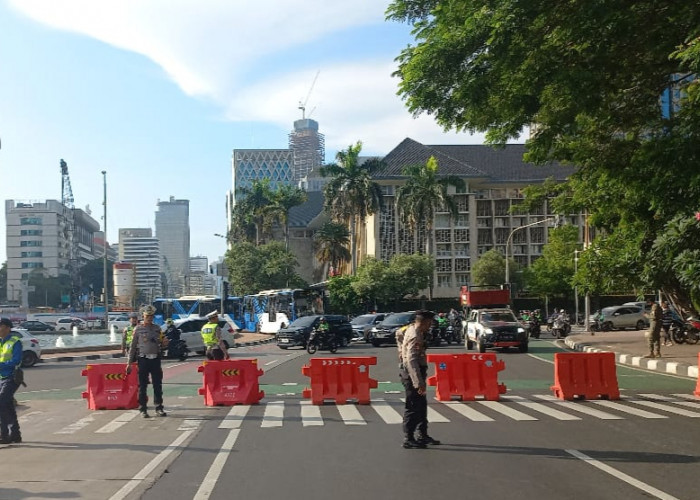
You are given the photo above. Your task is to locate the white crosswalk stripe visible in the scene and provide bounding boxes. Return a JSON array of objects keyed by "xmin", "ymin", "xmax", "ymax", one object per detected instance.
[
  {"xmin": 640, "ymin": 393, "xmax": 700, "ymax": 410},
  {"xmin": 477, "ymin": 400, "xmax": 539, "ymax": 421},
  {"xmin": 400, "ymin": 398, "xmax": 451, "ymax": 423},
  {"xmin": 504, "ymin": 395, "xmax": 582, "ymax": 421},
  {"xmin": 624, "ymin": 397, "xmax": 700, "ymax": 418},
  {"xmin": 370, "ymin": 398, "xmax": 403, "ymax": 424},
  {"xmin": 438, "ymin": 401, "xmax": 494, "ymax": 421},
  {"xmin": 219, "ymin": 405, "xmax": 250, "ymax": 429},
  {"xmin": 261, "ymin": 401, "xmax": 285, "ymax": 428},
  {"xmin": 300, "ymin": 401, "xmax": 324, "ymax": 426},
  {"xmin": 95, "ymin": 410, "xmax": 138, "ymax": 433},
  {"xmin": 592, "ymin": 400, "xmax": 668, "ymax": 418},
  {"xmin": 534, "ymin": 394, "xmax": 623, "ymax": 420},
  {"xmin": 337, "ymin": 404, "xmax": 367, "ymax": 425}
]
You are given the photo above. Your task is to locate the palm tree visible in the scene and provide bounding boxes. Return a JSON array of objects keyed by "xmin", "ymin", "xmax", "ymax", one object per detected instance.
[
  {"xmin": 395, "ymin": 156, "xmax": 466, "ymax": 297},
  {"xmin": 314, "ymin": 221, "xmax": 351, "ymax": 279},
  {"xmin": 321, "ymin": 141, "xmax": 385, "ymax": 274},
  {"xmin": 235, "ymin": 179, "xmax": 276, "ymax": 245},
  {"xmin": 269, "ymin": 184, "xmax": 308, "ymax": 251}
]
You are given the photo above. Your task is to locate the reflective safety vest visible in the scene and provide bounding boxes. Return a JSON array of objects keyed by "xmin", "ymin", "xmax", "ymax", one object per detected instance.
[
  {"xmin": 124, "ymin": 325, "xmax": 135, "ymax": 346},
  {"xmin": 0, "ymin": 334, "xmax": 21, "ymax": 364},
  {"xmin": 201, "ymin": 322, "xmax": 219, "ymax": 347}
]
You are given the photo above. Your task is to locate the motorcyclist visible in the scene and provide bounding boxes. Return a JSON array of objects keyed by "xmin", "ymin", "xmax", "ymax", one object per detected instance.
[{"xmin": 164, "ymin": 319, "xmax": 181, "ymax": 343}]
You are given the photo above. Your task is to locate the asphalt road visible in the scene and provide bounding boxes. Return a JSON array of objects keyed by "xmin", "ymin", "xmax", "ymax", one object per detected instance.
[{"xmin": 6, "ymin": 339, "xmax": 700, "ymax": 500}]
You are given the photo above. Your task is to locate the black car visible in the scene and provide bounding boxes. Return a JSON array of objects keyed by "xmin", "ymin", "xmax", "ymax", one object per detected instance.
[
  {"xmin": 19, "ymin": 320, "xmax": 55, "ymax": 332},
  {"xmin": 369, "ymin": 311, "xmax": 416, "ymax": 347},
  {"xmin": 350, "ymin": 313, "xmax": 388, "ymax": 342},
  {"xmin": 277, "ymin": 315, "xmax": 352, "ymax": 349}
]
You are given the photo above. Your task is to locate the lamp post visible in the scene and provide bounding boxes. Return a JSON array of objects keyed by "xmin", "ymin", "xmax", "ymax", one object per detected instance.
[
  {"xmin": 505, "ymin": 216, "xmax": 557, "ymax": 286},
  {"xmin": 574, "ymin": 250, "xmax": 580, "ymax": 326},
  {"xmin": 102, "ymin": 171, "xmax": 108, "ymax": 330}
]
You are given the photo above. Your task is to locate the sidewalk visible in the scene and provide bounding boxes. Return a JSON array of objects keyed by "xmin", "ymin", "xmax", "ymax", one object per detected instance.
[
  {"xmin": 565, "ymin": 328, "xmax": 699, "ymax": 379},
  {"xmin": 39, "ymin": 331, "xmax": 276, "ymax": 363}
]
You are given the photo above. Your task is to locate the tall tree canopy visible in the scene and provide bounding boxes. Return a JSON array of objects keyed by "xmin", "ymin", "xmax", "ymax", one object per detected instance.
[{"xmin": 387, "ymin": 0, "xmax": 700, "ymax": 311}]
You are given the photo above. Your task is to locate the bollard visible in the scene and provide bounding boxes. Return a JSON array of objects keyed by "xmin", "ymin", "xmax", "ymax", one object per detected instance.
[{"xmin": 72, "ymin": 325, "xmax": 79, "ymax": 336}]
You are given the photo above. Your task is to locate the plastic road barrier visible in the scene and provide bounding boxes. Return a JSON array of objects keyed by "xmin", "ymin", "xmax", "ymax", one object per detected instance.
[
  {"xmin": 550, "ymin": 351, "xmax": 620, "ymax": 400},
  {"xmin": 198, "ymin": 359, "xmax": 264, "ymax": 406},
  {"xmin": 302, "ymin": 356, "xmax": 378, "ymax": 405},
  {"xmin": 81, "ymin": 363, "xmax": 139, "ymax": 410},
  {"xmin": 426, "ymin": 353, "xmax": 507, "ymax": 401},
  {"xmin": 694, "ymin": 353, "xmax": 700, "ymax": 398}
]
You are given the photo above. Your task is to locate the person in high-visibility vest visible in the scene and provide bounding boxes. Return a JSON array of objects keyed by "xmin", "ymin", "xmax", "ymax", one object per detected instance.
[
  {"xmin": 0, "ymin": 317, "xmax": 22, "ymax": 444},
  {"xmin": 121, "ymin": 312, "xmax": 139, "ymax": 356},
  {"xmin": 201, "ymin": 311, "xmax": 230, "ymax": 361}
]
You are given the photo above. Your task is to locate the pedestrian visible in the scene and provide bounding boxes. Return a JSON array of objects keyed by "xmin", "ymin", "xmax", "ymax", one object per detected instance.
[
  {"xmin": 644, "ymin": 297, "xmax": 662, "ymax": 358},
  {"xmin": 0, "ymin": 318, "xmax": 22, "ymax": 444},
  {"xmin": 125, "ymin": 305, "xmax": 168, "ymax": 418},
  {"xmin": 661, "ymin": 301, "xmax": 674, "ymax": 346},
  {"xmin": 399, "ymin": 310, "xmax": 440, "ymax": 449},
  {"xmin": 121, "ymin": 312, "xmax": 139, "ymax": 357},
  {"xmin": 201, "ymin": 311, "xmax": 230, "ymax": 361}
]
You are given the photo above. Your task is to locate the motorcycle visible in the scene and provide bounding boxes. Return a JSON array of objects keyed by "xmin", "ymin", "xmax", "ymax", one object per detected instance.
[
  {"xmin": 307, "ymin": 328, "xmax": 339, "ymax": 354},
  {"xmin": 163, "ymin": 338, "xmax": 190, "ymax": 361},
  {"xmin": 443, "ymin": 323, "xmax": 461, "ymax": 344},
  {"xmin": 528, "ymin": 318, "xmax": 541, "ymax": 339},
  {"xmin": 552, "ymin": 315, "xmax": 570, "ymax": 339},
  {"xmin": 671, "ymin": 318, "xmax": 700, "ymax": 345}
]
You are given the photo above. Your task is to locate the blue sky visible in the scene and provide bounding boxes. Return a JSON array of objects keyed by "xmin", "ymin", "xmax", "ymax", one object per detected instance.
[{"xmin": 0, "ymin": 0, "xmax": 486, "ymax": 266}]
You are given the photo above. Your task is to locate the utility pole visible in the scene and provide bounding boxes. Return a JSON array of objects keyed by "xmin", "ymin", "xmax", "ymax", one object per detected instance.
[{"xmin": 102, "ymin": 171, "xmax": 109, "ymax": 329}]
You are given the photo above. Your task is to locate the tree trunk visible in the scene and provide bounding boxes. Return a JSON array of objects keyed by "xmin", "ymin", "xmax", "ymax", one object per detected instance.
[{"xmin": 350, "ymin": 217, "xmax": 357, "ymax": 275}]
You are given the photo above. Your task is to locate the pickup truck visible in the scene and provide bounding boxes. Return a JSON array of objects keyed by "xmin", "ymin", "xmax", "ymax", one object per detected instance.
[{"xmin": 465, "ymin": 307, "xmax": 529, "ymax": 353}]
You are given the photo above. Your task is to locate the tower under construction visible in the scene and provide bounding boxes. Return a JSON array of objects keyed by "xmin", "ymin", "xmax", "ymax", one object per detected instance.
[{"xmin": 288, "ymin": 118, "xmax": 325, "ymax": 182}]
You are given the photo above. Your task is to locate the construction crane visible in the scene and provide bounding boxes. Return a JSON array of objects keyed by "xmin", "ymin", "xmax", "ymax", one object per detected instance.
[
  {"xmin": 298, "ymin": 70, "xmax": 319, "ymax": 119},
  {"xmin": 60, "ymin": 159, "xmax": 79, "ymax": 309}
]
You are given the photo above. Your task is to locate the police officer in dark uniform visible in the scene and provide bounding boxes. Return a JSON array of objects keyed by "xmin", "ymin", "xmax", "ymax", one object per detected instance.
[{"xmin": 399, "ymin": 310, "xmax": 440, "ymax": 449}]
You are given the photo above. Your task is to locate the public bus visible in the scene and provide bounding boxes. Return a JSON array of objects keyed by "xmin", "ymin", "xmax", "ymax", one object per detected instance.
[
  {"xmin": 242, "ymin": 288, "xmax": 326, "ymax": 334},
  {"xmin": 152, "ymin": 295, "xmax": 243, "ymax": 328}
]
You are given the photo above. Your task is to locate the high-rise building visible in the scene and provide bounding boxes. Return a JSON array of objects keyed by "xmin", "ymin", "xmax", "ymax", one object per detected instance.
[
  {"xmin": 155, "ymin": 196, "xmax": 190, "ymax": 297},
  {"xmin": 118, "ymin": 228, "xmax": 162, "ymax": 302},
  {"xmin": 5, "ymin": 199, "xmax": 100, "ymax": 306},
  {"xmin": 187, "ymin": 256, "xmax": 215, "ymax": 294},
  {"xmin": 231, "ymin": 149, "xmax": 294, "ymax": 201},
  {"xmin": 289, "ymin": 118, "xmax": 325, "ymax": 181}
]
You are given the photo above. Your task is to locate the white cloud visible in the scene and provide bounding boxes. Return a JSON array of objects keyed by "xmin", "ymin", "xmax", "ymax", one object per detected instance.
[{"xmin": 9, "ymin": 0, "xmax": 486, "ymax": 155}]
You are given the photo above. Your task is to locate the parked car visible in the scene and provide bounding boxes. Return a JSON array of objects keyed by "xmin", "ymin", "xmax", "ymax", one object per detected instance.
[
  {"xmin": 107, "ymin": 315, "xmax": 133, "ymax": 332},
  {"xmin": 276, "ymin": 315, "xmax": 353, "ymax": 349},
  {"xmin": 598, "ymin": 305, "xmax": 648, "ymax": 331},
  {"xmin": 350, "ymin": 313, "xmax": 388, "ymax": 342},
  {"xmin": 11, "ymin": 328, "xmax": 42, "ymax": 367},
  {"xmin": 18, "ymin": 320, "xmax": 55, "ymax": 332},
  {"xmin": 368, "ymin": 311, "xmax": 416, "ymax": 347},
  {"xmin": 55, "ymin": 317, "xmax": 87, "ymax": 331},
  {"xmin": 161, "ymin": 316, "xmax": 237, "ymax": 355}
]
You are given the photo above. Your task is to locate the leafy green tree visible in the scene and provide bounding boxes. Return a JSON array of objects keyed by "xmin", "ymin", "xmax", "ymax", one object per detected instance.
[
  {"xmin": 225, "ymin": 241, "xmax": 306, "ymax": 296},
  {"xmin": 387, "ymin": 253, "xmax": 434, "ymax": 299},
  {"xmin": 471, "ymin": 249, "xmax": 510, "ymax": 287},
  {"xmin": 235, "ymin": 179, "xmax": 276, "ymax": 245},
  {"xmin": 27, "ymin": 272, "xmax": 72, "ymax": 308},
  {"xmin": 326, "ymin": 275, "xmax": 362, "ymax": 315},
  {"xmin": 351, "ymin": 257, "xmax": 392, "ymax": 307},
  {"xmin": 79, "ymin": 258, "xmax": 115, "ymax": 300},
  {"xmin": 0, "ymin": 262, "xmax": 7, "ymax": 302},
  {"xmin": 270, "ymin": 184, "xmax": 307, "ymax": 250},
  {"xmin": 322, "ymin": 142, "xmax": 385, "ymax": 274},
  {"xmin": 386, "ymin": 1, "xmax": 700, "ymax": 311},
  {"xmin": 526, "ymin": 226, "xmax": 579, "ymax": 298},
  {"xmin": 314, "ymin": 221, "xmax": 351, "ymax": 278}
]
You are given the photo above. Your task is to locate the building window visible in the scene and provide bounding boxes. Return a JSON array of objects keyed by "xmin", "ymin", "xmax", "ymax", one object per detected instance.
[
  {"xmin": 454, "ymin": 195, "xmax": 468, "ymax": 212},
  {"xmin": 530, "ymin": 227, "xmax": 545, "ymax": 244},
  {"xmin": 20, "ymin": 240, "xmax": 42, "ymax": 247},
  {"xmin": 21, "ymin": 262, "xmax": 43, "ymax": 269},
  {"xmin": 436, "ymin": 259, "xmax": 452, "ymax": 272},
  {"xmin": 20, "ymin": 229, "xmax": 43, "ymax": 236},
  {"xmin": 454, "ymin": 229, "xmax": 469, "ymax": 242},
  {"xmin": 381, "ymin": 185, "xmax": 395, "ymax": 195},
  {"xmin": 21, "ymin": 252, "xmax": 43, "ymax": 258},
  {"xmin": 455, "ymin": 258, "xmax": 470, "ymax": 272},
  {"xmin": 434, "ymin": 214, "xmax": 451, "ymax": 228},
  {"xmin": 437, "ymin": 275, "xmax": 452, "ymax": 288},
  {"xmin": 20, "ymin": 217, "xmax": 42, "ymax": 225},
  {"xmin": 494, "ymin": 200, "xmax": 510, "ymax": 216},
  {"xmin": 455, "ymin": 273, "xmax": 470, "ymax": 285},
  {"xmin": 453, "ymin": 214, "xmax": 468, "ymax": 227},
  {"xmin": 21, "ymin": 273, "xmax": 29, "ymax": 280},
  {"xmin": 454, "ymin": 243, "xmax": 469, "ymax": 256},
  {"xmin": 436, "ymin": 244, "xmax": 451, "ymax": 257},
  {"xmin": 476, "ymin": 200, "xmax": 492, "ymax": 216},
  {"xmin": 435, "ymin": 229, "xmax": 451, "ymax": 243},
  {"xmin": 477, "ymin": 229, "xmax": 492, "ymax": 245}
]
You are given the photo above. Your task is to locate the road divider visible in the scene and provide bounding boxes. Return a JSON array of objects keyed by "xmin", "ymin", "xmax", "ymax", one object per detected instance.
[
  {"xmin": 426, "ymin": 353, "xmax": 507, "ymax": 401},
  {"xmin": 302, "ymin": 357, "xmax": 378, "ymax": 405},
  {"xmin": 198, "ymin": 359, "xmax": 264, "ymax": 406},
  {"xmin": 551, "ymin": 352, "xmax": 620, "ymax": 400},
  {"xmin": 81, "ymin": 363, "xmax": 139, "ymax": 410}
]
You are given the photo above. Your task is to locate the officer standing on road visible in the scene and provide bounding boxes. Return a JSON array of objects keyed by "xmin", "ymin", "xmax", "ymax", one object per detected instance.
[
  {"xmin": 399, "ymin": 310, "xmax": 440, "ymax": 449},
  {"xmin": 126, "ymin": 306, "xmax": 168, "ymax": 418},
  {"xmin": 121, "ymin": 312, "xmax": 139, "ymax": 356},
  {"xmin": 644, "ymin": 297, "xmax": 663, "ymax": 358},
  {"xmin": 201, "ymin": 311, "xmax": 230, "ymax": 361},
  {"xmin": 0, "ymin": 318, "xmax": 22, "ymax": 444}
]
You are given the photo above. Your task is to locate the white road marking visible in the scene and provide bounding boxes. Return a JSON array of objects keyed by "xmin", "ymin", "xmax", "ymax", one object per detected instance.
[
  {"xmin": 534, "ymin": 395, "xmax": 623, "ymax": 419},
  {"xmin": 338, "ymin": 405, "xmax": 367, "ymax": 425},
  {"xmin": 671, "ymin": 393, "xmax": 700, "ymax": 401},
  {"xmin": 640, "ymin": 394, "xmax": 700, "ymax": 409},
  {"xmin": 592, "ymin": 400, "xmax": 667, "ymax": 418},
  {"xmin": 17, "ymin": 411, "xmax": 44, "ymax": 423},
  {"xmin": 55, "ymin": 412, "xmax": 103, "ymax": 434},
  {"xmin": 281, "ymin": 382, "xmax": 297, "ymax": 386},
  {"xmin": 109, "ymin": 430, "xmax": 194, "ymax": 500},
  {"xmin": 370, "ymin": 398, "xmax": 403, "ymax": 424},
  {"xmin": 566, "ymin": 449, "xmax": 680, "ymax": 500},
  {"xmin": 439, "ymin": 401, "xmax": 494, "ymax": 422},
  {"xmin": 504, "ymin": 395, "xmax": 581, "ymax": 420},
  {"xmin": 192, "ymin": 429, "xmax": 240, "ymax": 500},
  {"xmin": 218, "ymin": 405, "xmax": 250, "ymax": 429},
  {"xmin": 178, "ymin": 418, "xmax": 204, "ymax": 431},
  {"xmin": 477, "ymin": 400, "xmax": 538, "ymax": 421},
  {"xmin": 261, "ymin": 401, "xmax": 284, "ymax": 428},
  {"xmin": 264, "ymin": 360, "xmax": 278, "ymax": 366},
  {"xmin": 624, "ymin": 397, "xmax": 700, "ymax": 418},
  {"xmin": 95, "ymin": 410, "xmax": 138, "ymax": 433},
  {"xmin": 398, "ymin": 398, "xmax": 450, "ymax": 423},
  {"xmin": 300, "ymin": 401, "xmax": 324, "ymax": 426}
]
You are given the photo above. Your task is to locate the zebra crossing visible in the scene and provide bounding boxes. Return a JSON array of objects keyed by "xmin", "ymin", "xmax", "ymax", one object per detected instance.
[{"xmin": 21, "ymin": 393, "xmax": 700, "ymax": 438}]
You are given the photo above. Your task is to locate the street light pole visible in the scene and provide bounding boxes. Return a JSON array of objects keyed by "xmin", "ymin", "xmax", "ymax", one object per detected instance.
[
  {"xmin": 574, "ymin": 250, "xmax": 580, "ymax": 326},
  {"xmin": 505, "ymin": 216, "xmax": 556, "ymax": 286},
  {"xmin": 102, "ymin": 171, "xmax": 108, "ymax": 330}
]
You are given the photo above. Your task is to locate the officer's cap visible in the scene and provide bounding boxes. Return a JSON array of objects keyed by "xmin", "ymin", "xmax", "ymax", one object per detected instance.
[
  {"xmin": 206, "ymin": 310, "xmax": 219, "ymax": 319},
  {"xmin": 415, "ymin": 310, "xmax": 435, "ymax": 320},
  {"xmin": 141, "ymin": 305, "xmax": 156, "ymax": 316},
  {"xmin": 129, "ymin": 312, "xmax": 138, "ymax": 319}
]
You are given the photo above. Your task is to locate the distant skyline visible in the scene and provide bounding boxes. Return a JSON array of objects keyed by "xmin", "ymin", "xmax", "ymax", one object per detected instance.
[{"xmin": 0, "ymin": 1, "xmax": 489, "ymax": 266}]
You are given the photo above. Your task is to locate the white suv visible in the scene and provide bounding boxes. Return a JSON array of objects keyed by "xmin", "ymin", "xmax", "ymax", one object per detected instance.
[
  {"xmin": 162, "ymin": 317, "xmax": 236, "ymax": 355},
  {"xmin": 11, "ymin": 328, "xmax": 42, "ymax": 367},
  {"xmin": 55, "ymin": 317, "xmax": 87, "ymax": 331}
]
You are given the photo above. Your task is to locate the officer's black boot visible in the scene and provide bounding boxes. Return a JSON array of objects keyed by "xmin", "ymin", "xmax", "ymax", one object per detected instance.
[{"xmin": 402, "ymin": 438, "xmax": 426, "ymax": 449}]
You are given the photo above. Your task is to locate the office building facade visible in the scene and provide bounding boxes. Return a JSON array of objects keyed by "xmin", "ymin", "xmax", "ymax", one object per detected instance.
[
  {"xmin": 155, "ymin": 196, "xmax": 190, "ymax": 297},
  {"xmin": 118, "ymin": 228, "xmax": 162, "ymax": 302}
]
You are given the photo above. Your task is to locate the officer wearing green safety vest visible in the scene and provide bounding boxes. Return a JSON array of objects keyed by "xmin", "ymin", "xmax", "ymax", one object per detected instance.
[
  {"xmin": 201, "ymin": 311, "xmax": 230, "ymax": 361},
  {"xmin": 0, "ymin": 318, "xmax": 22, "ymax": 444},
  {"xmin": 121, "ymin": 312, "xmax": 139, "ymax": 356}
]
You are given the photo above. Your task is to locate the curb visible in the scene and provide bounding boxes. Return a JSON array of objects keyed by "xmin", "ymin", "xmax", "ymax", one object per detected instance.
[
  {"xmin": 39, "ymin": 337, "xmax": 277, "ymax": 364},
  {"xmin": 564, "ymin": 337, "xmax": 699, "ymax": 379}
]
